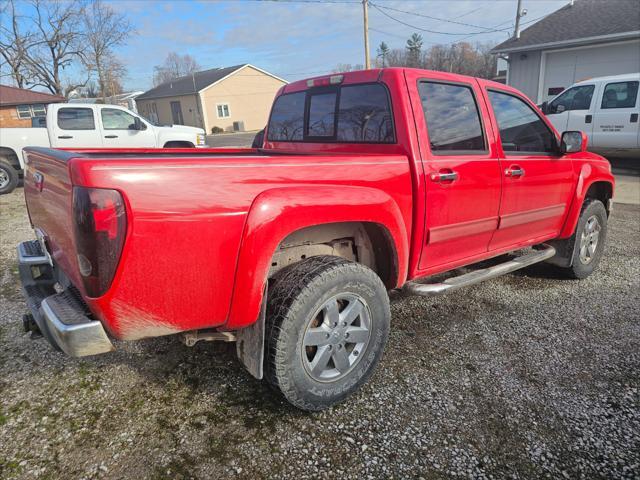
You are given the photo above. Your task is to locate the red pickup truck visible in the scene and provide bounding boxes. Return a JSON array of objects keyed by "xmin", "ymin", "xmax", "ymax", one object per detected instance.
[{"xmin": 18, "ymin": 68, "xmax": 614, "ymax": 411}]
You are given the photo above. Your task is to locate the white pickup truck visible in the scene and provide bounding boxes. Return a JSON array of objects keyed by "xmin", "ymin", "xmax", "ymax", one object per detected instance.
[
  {"xmin": 540, "ymin": 73, "xmax": 640, "ymax": 159},
  {"xmin": 0, "ymin": 103, "xmax": 207, "ymax": 194}
]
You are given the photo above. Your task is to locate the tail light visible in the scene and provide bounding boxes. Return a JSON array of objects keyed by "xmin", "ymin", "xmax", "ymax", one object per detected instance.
[{"xmin": 72, "ymin": 187, "xmax": 127, "ymax": 298}]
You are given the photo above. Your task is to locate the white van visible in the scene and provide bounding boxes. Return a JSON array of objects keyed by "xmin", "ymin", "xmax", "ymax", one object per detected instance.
[{"xmin": 541, "ymin": 73, "xmax": 640, "ymax": 158}]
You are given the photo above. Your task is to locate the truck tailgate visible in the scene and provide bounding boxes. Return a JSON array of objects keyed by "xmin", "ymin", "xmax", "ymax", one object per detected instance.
[{"xmin": 23, "ymin": 148, "xmax": 83, "ymax": 291}]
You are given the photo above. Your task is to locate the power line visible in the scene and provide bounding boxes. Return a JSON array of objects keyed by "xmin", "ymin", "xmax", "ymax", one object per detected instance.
[
  {"xmin": 371, "ymin": 3, "xmax": 498, "ymax": 31},
  {"xmin": 370, "ymin": 2, "xmax": 512, "ymax": 36}
]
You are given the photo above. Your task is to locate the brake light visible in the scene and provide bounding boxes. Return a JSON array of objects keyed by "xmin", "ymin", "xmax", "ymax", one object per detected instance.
[
  {"xmin": 306, "ymin": 75, "xmax": 344, "ymax": 88},
  {"xmin": 72, "ymin": 187, "xmax": 127, "ymax": 297}
]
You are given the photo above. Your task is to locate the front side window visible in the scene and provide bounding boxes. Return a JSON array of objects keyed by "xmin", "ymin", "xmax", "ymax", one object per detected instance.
[
  {"xmin": 419, "ymin": 81, "xmax": 485, "ymax": 153},
  {"xmin": 267, "ymin": 83, "xmax": 394, "ymax": 143},
  {"xmin": 16, "ymin": 105, "xmax": 32, "ymax": 119},
  {"xmin": 57, "ymin": 107, "xmax": 95, "ymax": 130},
  {"xmin": 101, "ymin": 108, "xmax": 136, "ymax": 130},
  {"xmin": 549, "ymin": 85, "xmax": 595, "ymax": 113},
  {"xmin": 488, "ymin": 90, "xmax": 556, "ymax": 154},
  {"xmin": 217, "ymin": 104, "xmax": 230, "ymax": 118},
  {"xmin": 601, "ymin": 81, "xmax": 639, "ymax": 109}
]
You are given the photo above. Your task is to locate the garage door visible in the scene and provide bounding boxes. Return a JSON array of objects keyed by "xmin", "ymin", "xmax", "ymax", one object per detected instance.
[{"xmin": 540, "ymin": 40, "xmax": 640, "ymax": 102}]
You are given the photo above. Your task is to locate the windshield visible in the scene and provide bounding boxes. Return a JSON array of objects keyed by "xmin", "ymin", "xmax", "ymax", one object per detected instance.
[{"xmin": 267, "ymin": 83, "xmax": 395, "ymax": 143}]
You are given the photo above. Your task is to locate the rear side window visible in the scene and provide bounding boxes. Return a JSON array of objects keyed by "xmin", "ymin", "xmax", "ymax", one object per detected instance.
[
  {"xmin": 267, "ymin": 83, "xmax": 394, "ymax": 143},
  {"xmin": 58, "ymin": 108, "xmax": 95, "ymax": 130},
  {"xmin": 488, "ymin": 90, "xmax": 556, "ymax": 154},
  {"xmin": 419, "ymin": 81, "xmax": 485, "ymax": 153},
  {"xmin": 601, "ymin": 81, "xmax": 639, "ymax": 109}
]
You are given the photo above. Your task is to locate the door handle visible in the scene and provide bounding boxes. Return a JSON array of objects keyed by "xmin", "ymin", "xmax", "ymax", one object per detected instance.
[
  {"xmin": 505, "ymin": 166, "xmax": 525, "ymax": 178},
  {"xmin": 585, "ymin": 114, "xmax": 592, "ymax": 124},
  {"xmin": 631, "ymin": 113, "xmax": 639, "ymax": 123},
  {"xmin": 58, "ymin": 135, "xmax": 73, "ymax": 139},
  {"xmin": 104, "ymin": 135, "xmax": 118, "ymax": 138},
  {"xmin": 430, "ymin": 171, "xmax": 459, "ymax": 182}
]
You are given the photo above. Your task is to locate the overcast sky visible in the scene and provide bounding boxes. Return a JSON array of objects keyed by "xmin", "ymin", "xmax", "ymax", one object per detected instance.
[{"xmin": 9, "ymin": 0, "xmax": 572, "ymax": 91}]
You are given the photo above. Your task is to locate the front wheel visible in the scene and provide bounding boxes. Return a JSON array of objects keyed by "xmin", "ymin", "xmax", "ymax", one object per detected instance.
[
  {"xmin": 562, "ymin": 199, "xmax": 608, "ymax": 279},
  {"xmin": 0, "ymin": 159, "xmax": 18, "ymax": 195},
  {"xmin": 265, "ymin": 256, "xmax": 390, "ymax": 411}
]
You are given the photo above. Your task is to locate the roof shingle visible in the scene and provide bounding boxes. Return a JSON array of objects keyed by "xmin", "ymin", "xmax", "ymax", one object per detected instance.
[
  {"xmin": 492, "ymin": 0, "xmax": 640, "ymax": 53},
  {"xmin": 0, "ymin": 84, "xmax": 65, "ymax": 106},
  {"xmin": 136, "ymin": 64, "xmax": 247, "ymax": 100}
]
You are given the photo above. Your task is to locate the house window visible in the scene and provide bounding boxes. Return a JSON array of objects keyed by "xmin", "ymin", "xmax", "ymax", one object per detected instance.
[
  {"xmin": 16, "ymin": 104, "xmax": 47, "ymax": 119},
  {"xmin": 16, "ymin": 105, "xmax": 32, "ymax": 119},
  {"xmin": 31, "ymin": 104, "xmax": 46, "ymax": 117},
  {"xmin": 216, "ymin": 104, "xmax": 230, "ymax": 118}
]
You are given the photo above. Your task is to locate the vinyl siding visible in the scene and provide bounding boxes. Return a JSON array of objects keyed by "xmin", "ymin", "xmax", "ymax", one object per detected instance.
[
  {"xmin": 136, "ymin": 94, "xmax": 202, "ymax": 129},
  {"xmin": 506, "ymin": 50, "xmax": 542, "ymax": 102},
  {"xmin": 200, "ymin": 65, "xmax": 286, "ymax": 133}
]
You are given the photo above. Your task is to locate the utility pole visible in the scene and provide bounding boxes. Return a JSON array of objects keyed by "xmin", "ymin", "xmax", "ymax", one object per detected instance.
[
  {"xmin": 514, "ymin": 0, "xmax": 527, "ymax": 39},
  {"xmin": 363, "ymin": 0, "xmax": 370, "ymax": 69}
]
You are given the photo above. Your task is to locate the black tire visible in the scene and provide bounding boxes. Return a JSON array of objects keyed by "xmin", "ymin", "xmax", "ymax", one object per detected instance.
[
  {"xmin": 265, "ymin": 255, "xmax": 390, "ymax": 411},
  {"xmin": 0, "ymin": 159, "xmax": 19, "ymax": 195},
  {"xmin": 560, "ymin": 199, "xmax": 608, "ymax": 279}
]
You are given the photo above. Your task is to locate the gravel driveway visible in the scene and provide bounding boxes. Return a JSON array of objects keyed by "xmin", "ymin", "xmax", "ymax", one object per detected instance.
[{"xmin": 1, "ymin": 189, "xmax": 638, "ymax": 480}]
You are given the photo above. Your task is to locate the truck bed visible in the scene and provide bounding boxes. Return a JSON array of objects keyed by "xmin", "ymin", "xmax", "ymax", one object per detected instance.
[{"xmin": 23, "ymin": 146, "xmax": 414, "ymax": 340}]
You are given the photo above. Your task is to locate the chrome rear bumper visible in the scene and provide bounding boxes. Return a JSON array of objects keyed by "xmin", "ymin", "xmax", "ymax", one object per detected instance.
[{"xmin": 17, "ymin": 240, "xmax": 115, "ymax": 357}]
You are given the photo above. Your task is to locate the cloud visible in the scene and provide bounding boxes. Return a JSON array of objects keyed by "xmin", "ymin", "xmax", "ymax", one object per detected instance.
[{"xmin": 107, "ymin": 0, "xmax": 567, "ymax": 90}]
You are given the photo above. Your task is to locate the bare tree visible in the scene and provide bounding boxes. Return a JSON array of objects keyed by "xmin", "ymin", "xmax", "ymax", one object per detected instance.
[
  {"xmin": 83, "ymin": 0, "xmax": 134, "ymax": 101},
  {"xmin": 377, "ymin": 36, "xmax": 498, "ymax": 79},
  {"xmin": 20, "ymin": 0, "xmax": 90, "ymax": 97},
  {"xmin": 0, "ymin": 0, "xmax": 32, "ymax": 88},
  {"xmin": 100, "ymin": 54, "xmax": 126, "ymax": 98},
  {"xmin": 332, "ymin": 63, "xmax": 364, "ymax": 73},
  {"xmin": 153, "ymin": 52, "xmax": 201, "ymax": 86}
]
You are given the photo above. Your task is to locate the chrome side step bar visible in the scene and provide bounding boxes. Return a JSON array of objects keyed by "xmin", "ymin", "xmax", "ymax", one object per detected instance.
[{"xmin": 403, "ymin": 245, "xmax": 556, "ymax": 297}]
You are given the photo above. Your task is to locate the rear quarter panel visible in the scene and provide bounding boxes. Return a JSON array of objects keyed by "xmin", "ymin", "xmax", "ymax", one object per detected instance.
[{"xmin": 69, "ymin": 153, "xmax": 412, "ymax": 339}]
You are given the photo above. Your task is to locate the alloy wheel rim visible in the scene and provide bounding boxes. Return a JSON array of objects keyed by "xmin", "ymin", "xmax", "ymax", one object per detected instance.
[
  {"xmin": 579, "ymin": 215, "xmax": 601, "ymax": 264},
  {"xmin": 302, "ymin": 293, "xmax": 371, "ymax": 382},
  {"xmin": 0, "ymin": 169, "xmax": 9, "ymax": 189}
]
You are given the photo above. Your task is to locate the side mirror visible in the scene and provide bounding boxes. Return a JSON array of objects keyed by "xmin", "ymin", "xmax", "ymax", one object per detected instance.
[
  {"xmin": 561, "ymin": 131, "xmax": 587, "ymax": 154},
  {"xmin": 539, "ymin": 101, "xmax": 548, "ymax": 114},
  {"xmin": 130, "ymin": 117, "xmax": 146, "ymax": 131}
]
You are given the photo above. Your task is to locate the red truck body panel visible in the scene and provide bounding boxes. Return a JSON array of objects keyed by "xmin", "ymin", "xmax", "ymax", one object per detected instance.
[{"xmin": 23, "ymin": 68, "xmax": 614, "ymax": 341}]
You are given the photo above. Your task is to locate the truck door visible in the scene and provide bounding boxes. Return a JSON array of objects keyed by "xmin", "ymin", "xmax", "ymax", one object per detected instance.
[
  {"xmin": 51, "ymin": 106, "xmax": 102, "ymax": 147},
  {"xmin": 591, "ymin": 79, "xmax": 639, "ymax": 149},
  {"xmin": 546, "ymin": 83, "xmax": 597, "ymax": 138},
  {"xmin": 485, "ymin": 89, "xmax": 574, "ymax": 251},
  {"xmin": 407, "ymin": 74, "xmax": 502, "ymax": 271},
  {"xmin": 99, "ymin": 107, "xmax": 156, "ymax": 147}
]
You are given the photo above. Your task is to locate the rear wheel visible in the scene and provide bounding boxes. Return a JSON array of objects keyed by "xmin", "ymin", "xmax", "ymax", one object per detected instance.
[
  {"xmin": 265, "ymin": 255, "xmax": 390, "ymax": 411},
  {"xmin": 0, "ymin": 159, "xmax": 18, "ymax": 195}
]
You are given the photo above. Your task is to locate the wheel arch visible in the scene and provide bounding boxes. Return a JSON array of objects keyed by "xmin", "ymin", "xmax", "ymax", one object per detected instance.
[
  {"xmin": 558, "ymin": 165, "xmax": 614, "ymax": 239},
  {"xmin": 225, "ymin": 185, "xmax": 409, "ymax": 330},
  {"xmin": 0, "ymin": 147, "xmax": 21, "ymax": 170},
  {"xmin": 163, "ymin": 141, "xmax": 195, "ymax": 148}
]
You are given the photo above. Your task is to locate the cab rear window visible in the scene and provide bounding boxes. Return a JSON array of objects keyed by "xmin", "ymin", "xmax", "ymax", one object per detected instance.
[{"xmin": 267, "ymin": 83, "xmax": 395, "ymax": 143}]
